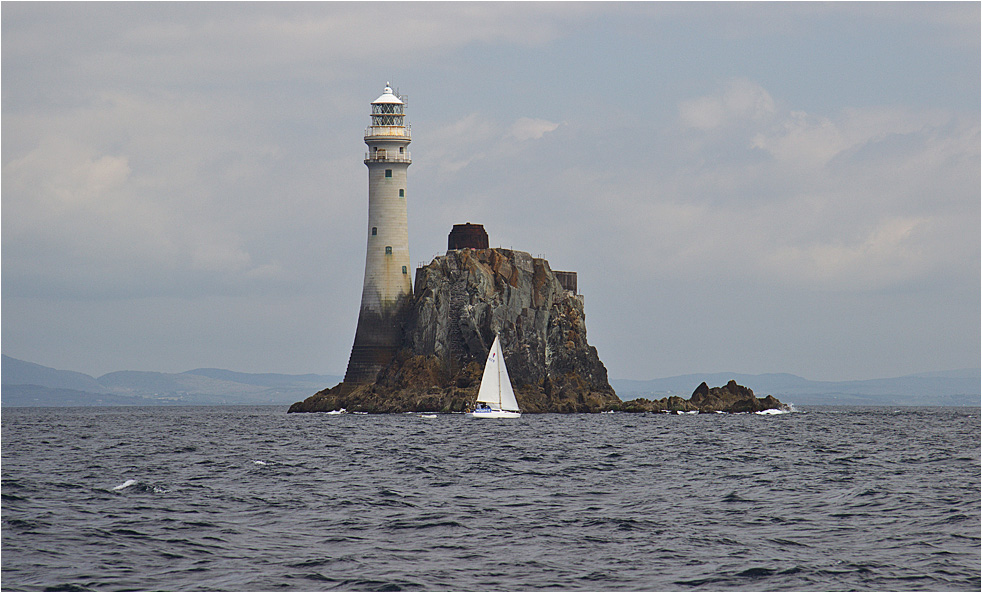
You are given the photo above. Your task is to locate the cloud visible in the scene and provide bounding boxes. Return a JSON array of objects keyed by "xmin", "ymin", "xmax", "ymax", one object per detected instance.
[
  {"xmin": 422, "ymin": 115, "xmax": 561, "ymax": 179},
  {"xmin": 417, "ymin": 77, "xmax": 977, "ymax": 297},
  {"xmin": 2, "ymin": 3, "xmax": 977, "ymax": 378},
  {"xmin": 0, "ymin": 107, "xmax": 281, "ymax": 299},
  {"xmin": 763, "ymin": 216, "xmax": 933, "ymax": 290},
  {"xmin": 750, "ymin": 111, "xmax": 846, "ymax": 168},
  {"xmin": 576, "ymin": 80, "xmax": 981, "ymax": 293},
  {"xmin": 1, "ymin": 3, "xmax": 598, "ymax": 98},
  {"xmin": 679, "ymin": 78, "xmax": 776, "ymax": 130},
  {"xmin": 508, "ymin": 118, "xmax": 561, "ymax": 141},
  {"xmin": 422, "ymin": 113, "xmax": 497, "ymax": 175}
]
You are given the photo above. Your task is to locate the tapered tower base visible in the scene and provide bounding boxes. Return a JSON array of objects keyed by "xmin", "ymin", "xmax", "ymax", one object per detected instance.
[{"xmin": 343, "ymin": 300, "xmax": 409, "ymax": 384}]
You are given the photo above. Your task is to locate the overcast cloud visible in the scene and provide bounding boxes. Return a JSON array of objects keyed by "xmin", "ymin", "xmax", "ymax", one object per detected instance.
[{"xmin": 2, "ymin": 2, "xmax": 978, "ymax": 381}]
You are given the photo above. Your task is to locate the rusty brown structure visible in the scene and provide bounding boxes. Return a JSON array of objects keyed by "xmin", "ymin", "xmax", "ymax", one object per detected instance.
[
  {"xmin": 554, "ymin": 271, "xmax": 578, "ymax": 295},
  {"xmin": 448, "ymin": 223, "xmax": 489, "ymax": 251}
]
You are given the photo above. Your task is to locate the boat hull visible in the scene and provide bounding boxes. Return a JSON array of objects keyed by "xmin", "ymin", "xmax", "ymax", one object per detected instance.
[{"xmin": 470, "ymin": 408, "xmax": 521, "ymax": 418}]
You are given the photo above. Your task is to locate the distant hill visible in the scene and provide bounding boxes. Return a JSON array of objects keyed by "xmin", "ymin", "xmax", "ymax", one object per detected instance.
[
  {"xmin": 0, "ymin": 384, "xmax": 188, "ymax": 407},
  {"xmin": 183, "ymin": 368, "xmax": 336, "ymax": 388},
  {"xmin": 2, "ymin": 355, "xmax": 977, "ymax": 407},
  {"xmin": 2, "ymin": 355, "xmax": 108, "ymax": 392},
  {"xmin": 610, "ymin": 369, "xmax": 981, "ymax": 407},
  {"xmin": 1, "ymin": 356, "xmax": 342, "ymax": 407}
]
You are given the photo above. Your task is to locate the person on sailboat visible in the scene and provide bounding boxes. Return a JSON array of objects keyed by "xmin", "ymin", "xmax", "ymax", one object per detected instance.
[{"xmin": 471, "ymin": 334, "xmax": 522, "ymax": 418}]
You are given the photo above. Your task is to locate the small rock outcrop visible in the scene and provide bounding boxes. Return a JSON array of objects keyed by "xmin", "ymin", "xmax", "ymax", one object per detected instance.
[
  {"xmin": 614, "ymin": 380, "xmax": 788, "ymax": 413},
  {"xmin": 290, "ymin": 248, "xmax": 620, "ymax": 413}
]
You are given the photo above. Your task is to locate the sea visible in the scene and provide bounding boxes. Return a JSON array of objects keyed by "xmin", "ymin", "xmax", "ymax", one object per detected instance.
[{"xmin": 1, "ymin": 405, "xmax": 979, "ymax": 592}]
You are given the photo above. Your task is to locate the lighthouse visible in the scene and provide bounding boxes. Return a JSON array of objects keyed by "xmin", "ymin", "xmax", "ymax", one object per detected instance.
[{"xmin": 344, "ymin": 83, "xmax": 413, "ymax": 384}]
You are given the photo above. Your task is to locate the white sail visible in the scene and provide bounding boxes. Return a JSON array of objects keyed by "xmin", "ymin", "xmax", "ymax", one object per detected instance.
[
  {"xmin": 475, "ymin": 335, "xmax": 520, "ymax": 412},
  {"xmin": 495, "ymin": 344, "xmax": 520, "ymax": 412},
  {"xmin": 476, "ymin": 335, "xmax": 502, "ymax": 405}
]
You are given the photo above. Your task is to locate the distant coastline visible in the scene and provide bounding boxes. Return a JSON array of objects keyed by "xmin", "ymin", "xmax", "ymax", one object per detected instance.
[{"xmin": 2, "ymin": 355, "xmax": 978, "ymax": 408}]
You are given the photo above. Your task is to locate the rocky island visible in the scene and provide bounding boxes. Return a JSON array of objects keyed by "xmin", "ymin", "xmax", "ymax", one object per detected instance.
[
  {"xmin": 294, "ymin": 90, "xmax": 787, "ymax": 415},
  {"xmin": 615, "ymin": 379, "xmax": 788, "ymax": 414},
  {"xmin": 289, "ymin": 245, "xmax": 788, "ymax": 414}
]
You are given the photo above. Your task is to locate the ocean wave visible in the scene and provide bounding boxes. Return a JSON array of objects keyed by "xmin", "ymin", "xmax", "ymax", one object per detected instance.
[
  {"xmin": 112, "ymin": 479, "xmax": 138, "ymax": 491},
  {"xmin": 756, "ymin": 408, "xmax": 790, "ymax": 415},
  {"xmin": 111, "ymin": 479, "xmax": 167, "ymax": 494}
]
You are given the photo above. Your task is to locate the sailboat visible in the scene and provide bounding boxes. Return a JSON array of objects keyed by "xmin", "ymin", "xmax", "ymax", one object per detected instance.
[{"xmin": 471, "ymin": 334, "xmax": 522, "ymax": 418}]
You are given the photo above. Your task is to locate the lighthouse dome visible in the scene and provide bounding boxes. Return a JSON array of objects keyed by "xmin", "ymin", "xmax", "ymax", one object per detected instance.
[{"xmin": 373, "ymin": 83, "xmax": 404, "ymax": 105}]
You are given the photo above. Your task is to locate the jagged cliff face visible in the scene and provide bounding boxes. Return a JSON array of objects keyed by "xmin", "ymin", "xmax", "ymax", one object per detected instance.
[
  {"xmin": 291, "ymin": 248, "xmax": 619, "ymax": 413},
  {"xmin": 407, "ymin": 248, "xmax": 610, "ymax": 392}
]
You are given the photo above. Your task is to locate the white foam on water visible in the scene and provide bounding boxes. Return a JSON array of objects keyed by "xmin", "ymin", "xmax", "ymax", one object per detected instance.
[
  {"xmin": 113, "ymin": 479, "xmax": 137, "ymax": 491},
  {"xmin": 756, "ymin": 408, "xmax": 790, "ymax": 415},
  {"xmin": 326, "ymin": 408, "xmax": 346, "ymax": 415},
  {"xmin": 253, "ymin": 460, "xmax": 268, "ymax": 465}
]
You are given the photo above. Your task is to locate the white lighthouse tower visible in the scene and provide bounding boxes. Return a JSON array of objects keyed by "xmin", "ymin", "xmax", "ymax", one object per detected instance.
[{"xmin": 344, "ymin": 83, "xmax": 413, "ymax": 383}]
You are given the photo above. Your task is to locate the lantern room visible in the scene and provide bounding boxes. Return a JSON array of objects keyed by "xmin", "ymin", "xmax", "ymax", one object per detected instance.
[{"xmin": 367, "ymin": 83, "xmax": 409, "ymax": 138}]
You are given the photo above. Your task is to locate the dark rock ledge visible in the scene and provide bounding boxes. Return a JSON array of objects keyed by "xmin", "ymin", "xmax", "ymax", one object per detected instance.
[
  {"xmin": 288, "ymin": 376, "xmax": 788, "ymax": 414},
  {"xmin": 613, "ymin": 380, "xmax": 789, "ymax": 414}
]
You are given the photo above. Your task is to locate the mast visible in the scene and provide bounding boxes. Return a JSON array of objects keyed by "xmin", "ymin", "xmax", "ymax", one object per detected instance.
[{"xmin": 497, "ymin": 338, "xmax": 504, "ymax": 405}]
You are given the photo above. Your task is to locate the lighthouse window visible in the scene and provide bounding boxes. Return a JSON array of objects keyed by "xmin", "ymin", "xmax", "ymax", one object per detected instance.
[
  {"xmin": 399, "ymin": 147, "xmax": 404, "ymax": 154},
  {"xmin": 372, "ymin": 227, "xmax": 377, "ymax": 236},
  {"xmin": 385, "ymin": 169, "xmax": 392, "ymax": 178},
  {"xmin": 399, "ymin": 189, "xmax": 405, "ymax": 197},
  {"xmin": 402, "ymin": 266, "xmax": 408, "ymax": 274},
  {"xmin": 385, "ymin": 246, "xmax": 392, "ymax": 255}
]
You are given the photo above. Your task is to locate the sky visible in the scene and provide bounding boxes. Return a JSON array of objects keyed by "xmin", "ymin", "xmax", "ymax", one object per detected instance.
[{"xmin": 2, "ymin": 2, "xmax": 979, "ymax": 382}]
